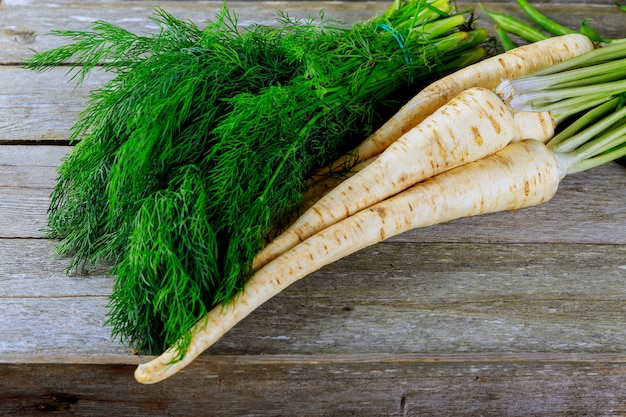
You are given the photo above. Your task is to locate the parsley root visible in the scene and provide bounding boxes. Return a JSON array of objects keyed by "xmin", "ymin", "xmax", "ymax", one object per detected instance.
[
  {"xmin": 135, "ymin": 139, "xmax": 562, "ymax": 384},
  {"xmin": 315, "ymin": 33, "xmax": 593, "ymax": 178},
  {"xmin": 253, "ymin": 87, "xmax": 521, "ymax": 270},
  {"xmin": 253, "ymin": 34, "xmax": 593, "ymax": 271}
]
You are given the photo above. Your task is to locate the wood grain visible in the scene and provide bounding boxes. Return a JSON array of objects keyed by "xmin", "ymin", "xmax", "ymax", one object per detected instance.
[
  {"xmin": 0, "ymin": 68, "xmax": 108, "ymax": 144},
  {"xmin": 1, "ymin": 1, "xmax": 625, "ymax": 415},
  {"xmin": 2, "ymin": 145, "xmax": 624, "ymax": 241},
  {"xmin": 2, "ymin": 238, "xmax": 625, "ymax": 356},
  {"xmin": 1, "ymin": 354, "xmax": 626, "ymax": 417},
  {"xmin": 1, "ymin": 2, "xmax": 624, "ymax": 143}
]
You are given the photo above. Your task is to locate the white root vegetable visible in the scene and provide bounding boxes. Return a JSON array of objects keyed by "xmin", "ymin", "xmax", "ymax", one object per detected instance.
[
  {"xmin": 253, "ymin": 87, "xmax": 521, "ymax": 270},
  {"xmin": 298, "ymin": 110, "xmax": 555, "ymax": 212},
  {"xmin": 299, "ymin": 156, "xmax": 378, "ymax": 209},
  {"xmin": 256, "ymin": 35, "xmax": 592, "ymax": 271},
  {"xmin": 135, "ymin": 139, "xmax": 562, "ymax": 384},
  {"xmin": 312, "ymin": 33, "xmax": 593, "ymax": 180},
  {"xmin": 514, "ymin": 111, "xmax": 555, "ymax": 143}
]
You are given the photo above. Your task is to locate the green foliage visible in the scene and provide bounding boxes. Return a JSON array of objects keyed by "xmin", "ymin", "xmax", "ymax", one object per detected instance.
[
  {"xmin": 500, "ymin": 41, "xmax": 626, "ymax": 174},
  {"xmin": 27, "ymin": 1, "xmax": 485, "ymax": 355}
]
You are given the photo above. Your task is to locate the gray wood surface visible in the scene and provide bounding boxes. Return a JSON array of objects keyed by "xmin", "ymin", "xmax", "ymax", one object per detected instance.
[
  {"xmin": 1, "ymin": 1, "xmax": 626, "ymax": 416},
  {"xmin": 3, "ymin": 354, "xmax": 626, "ymax": 417}
]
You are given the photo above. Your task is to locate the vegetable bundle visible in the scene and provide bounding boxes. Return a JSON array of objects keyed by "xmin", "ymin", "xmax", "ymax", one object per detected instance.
[
  {"xmin": 28, "ymin": 0, "xmax": 487, "ymax": 356},
  {"xmin": 136, "ymin": 33, "xmax": 626, "ymax": 383}
]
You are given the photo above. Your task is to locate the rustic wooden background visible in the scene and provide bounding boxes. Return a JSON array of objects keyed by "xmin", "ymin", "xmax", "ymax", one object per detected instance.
[{"xmin": 1, "ymin": 1, "xmax": 625, "ymax": 416}]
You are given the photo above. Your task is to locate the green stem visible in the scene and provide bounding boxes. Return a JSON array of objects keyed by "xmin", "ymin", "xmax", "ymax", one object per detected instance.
[
  {"xmin": 515, "ymin": 0, "xmax": 576, "ymax": 36},
  {"xmin": 507, "ymin": 57, "xmax": 626, "ymax": 94},
  {"xmin": 437, "ymin": 46, "xmax": 487, "ymax": 70},
  {"xmin": 411, "ymin": 14, "xmax": 466, "ymax": 41},
  {"xmin": 479, "ymin": 3, "xmax": 549, "ymax": 43},
  {"xmin": 509, "ymin": 79, "xmax": 626, "ymax": 108},
  {"xmin": 553, "ymin": 105, "xmax": 626, "ymax": 153},
  {"xmin": 422, "ymin": 30, "xmax": 470, "ymax": 54},
  {"xmin": 444, "ymin": 28, "xmax": 489, "ymax": 54},
  {"xmin": 565, "ymin": 142, "xmax": 626, "ymax": 174},
  {"xmin": 495, "ymin": 25, "xmax": 517, "ymax": 51},
  {"xmin": 547, "ymin": 96, "xmax": 620, "ymax": 149},
  {"xmin": 537, "ymin": 93, "xmax": 615, "ymax": 124},
  {"xmin": 532, "ymin": 41, "xmax": 626, "ymax": 76},
  {"xmin": 394, "ymin": 0, "xmax": 452, "ymax": 27}
]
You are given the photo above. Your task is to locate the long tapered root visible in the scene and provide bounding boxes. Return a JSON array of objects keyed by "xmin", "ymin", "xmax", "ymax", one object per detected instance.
[
  {"xmin": 253, "ymin": 87, "xmax": 519, "ymax": 271},
  {"xmin": 312, "ymin": 33, "xmax": 593, "ymax": 179},
  {"xmin": 296, "ymin": 110, "xmax": 555, "ymax": 216},
  {"xmin": 260, "ymin": 34, "xmax": 593, "ymax": 272},
  {"xmin": 135, "ymin": 139, "xmax": 561, "ymax": 384}
]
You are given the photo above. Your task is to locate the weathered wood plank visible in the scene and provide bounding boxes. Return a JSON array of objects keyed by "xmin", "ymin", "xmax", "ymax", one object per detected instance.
[
  {"xmin": 0, "ymin": 144, "xmax": 71, "ymax": 166},
  {"xmin": 1, "ymin": 2, "xmax": 623, "ymax": 143},
  {"xmin": 0, "ymin": 188, "xmax": 51, "ymax": 237},
  {"xmin": 0, "ymin": 146, "xmax": 71, "ymax": 237},
  {"xmin": 182, "ymin": 241, "xmax": 626, "ymax": 356},
  {"xmin": 2, "ymin": 145, "xmax": 624, "ymax": 242},
  {"xmin": 1, "ymin": 353, "xmax": 626, "ymax": 417},
  {"xmin": 0, "ymin": 68, "xmax": 110, "ymax": 144},
  {"xmin": 2, "ymin": 238, "xmax": 625, "ymax": 357},
  {"xmin": 0, "ymin": 1, "xmax": 625, "ymax": 413},
  {"xmin": 0, "ymin": 238, "xmax": 123, "ymax": 355},
  {"xmin": 0, "ymin": 1, "xmax": 390, "ymax": 63}
]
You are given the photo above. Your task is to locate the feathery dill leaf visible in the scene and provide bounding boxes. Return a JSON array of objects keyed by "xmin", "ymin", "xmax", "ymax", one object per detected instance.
[{"xmin": 28, "ymin": 1, "xmax": 487, "ymax": 354}]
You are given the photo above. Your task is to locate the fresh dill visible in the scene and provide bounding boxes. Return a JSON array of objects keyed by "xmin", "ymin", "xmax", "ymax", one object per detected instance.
[{"xmin": 27, "ymin": 1, "xmax": 487, "ymax": 355}]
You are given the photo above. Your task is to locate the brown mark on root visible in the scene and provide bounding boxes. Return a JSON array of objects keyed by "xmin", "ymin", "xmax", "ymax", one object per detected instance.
[
  {"xmin": 484, "ymin": 98, "xmax": 496, "ymax": 112},
  {"xmin": 524, "ymin": 180, "xmax": 531, "ymax": 197},
  {"xmin": 488, "ymin": 113, "xmax": 502, "ymax": 135},
  {"xmin": 471, "ymin": 126, "xmax": 483, "ymax": 146},
  {"xmin": 497, "ymin": 56, "xmax": 507, "ymax": 71},
  {"xmin": 371, "ymin": 206, "xmax": 388, "ymax": 240},
  {"xmin": 371, "ymin": 205, "xmax": 388, "ymax": 219}
]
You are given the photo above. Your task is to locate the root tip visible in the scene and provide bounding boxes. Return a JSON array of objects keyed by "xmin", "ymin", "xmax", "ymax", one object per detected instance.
[{"xmin": 134, "ymin": 363, "xmax": 154, "ymax": 384}]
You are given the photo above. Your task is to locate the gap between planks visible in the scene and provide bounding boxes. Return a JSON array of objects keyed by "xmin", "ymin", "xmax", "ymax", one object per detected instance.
[{"xmin": 2, "ymin": 351, "xmax": 626, "ymax": 365}]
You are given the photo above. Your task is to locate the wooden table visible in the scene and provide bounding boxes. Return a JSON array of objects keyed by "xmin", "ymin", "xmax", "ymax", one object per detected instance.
[{"xmin": 1, "ymin": 1, "xmax": 625, "ymax": 415}]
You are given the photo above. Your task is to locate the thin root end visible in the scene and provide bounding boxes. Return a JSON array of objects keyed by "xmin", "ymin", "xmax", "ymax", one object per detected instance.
[{"xmin": 134, "ymin": 363, "xmax": 157, "ymax": 384}]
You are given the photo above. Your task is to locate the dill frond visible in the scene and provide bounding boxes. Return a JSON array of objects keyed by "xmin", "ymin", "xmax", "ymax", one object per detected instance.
[{"xmin": 28, "ymin": 1, "xmax": 485, "ymax": 355}]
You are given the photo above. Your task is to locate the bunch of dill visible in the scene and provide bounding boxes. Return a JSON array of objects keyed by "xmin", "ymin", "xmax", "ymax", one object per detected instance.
[{"xmin": 27, "ymin": 1, "xmax": 486, "ymax": 355}]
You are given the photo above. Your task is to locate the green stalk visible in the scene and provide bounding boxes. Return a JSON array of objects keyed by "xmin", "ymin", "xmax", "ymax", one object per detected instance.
[
  {"xmin": 484, "ymin": 1, "xmax": 626, "ymax": 47},
  {"xmin": 411, "ymin": 14, "xmax": 467, "ymax": 41},
  {"xmin": 567, "ymin": 140, "xmax": 626, "ymax": 173},
  {"xmin": 479, "ymin": 3, "xmax": 549, "ymax": 43},
  {"xmin": 508, "ymin": 79, "xmax": 626, "ymax": 108},
  {"xmin": 532, "ymin": 41, "xmax": 626, "ymax": 76},
  {"xmin": 515, "ymin": 0, "xmax": 576, "ymax": 36},
  {"xmin": 557, "ymin": 122, "xmax": 626, "ymax": 174},
  {"xmin": 437, "ymin": 46, "xmax": 487, "ymax": 70},
  {"xmin": 503, "ymin": 57, "xmax": 626, "ymax": 95},
  {"xmin": 495, "ymin": 26, "xmax": 517, "ymax": 51},
  {"xmin": 550, "ymin": 103, "xmax": 626, "ymax": 153},
  {"xmin": 547, "ymin": 96, "xmax": 621, "ymax": 149},
  {"xmin": 500, "ymin": 43, "xmax": 626, "ymax": 176},
  {"xmin": 390, "ymin": 0, "xmax": 452, "ymax": 28},
  {"xmin": 529, "ymin": 93, "xmax": 614, "ymax": 124}
]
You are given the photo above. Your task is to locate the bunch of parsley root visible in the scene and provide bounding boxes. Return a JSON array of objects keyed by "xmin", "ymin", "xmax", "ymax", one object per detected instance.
[{"xmin": 27, "ymin": 0, "xmax": 488, "ymax": 355}]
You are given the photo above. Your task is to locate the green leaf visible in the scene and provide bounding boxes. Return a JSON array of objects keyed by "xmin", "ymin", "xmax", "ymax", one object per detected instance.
[{"xmin": 580, "ymin": 18, "xmax": 607, "ymax": 43}]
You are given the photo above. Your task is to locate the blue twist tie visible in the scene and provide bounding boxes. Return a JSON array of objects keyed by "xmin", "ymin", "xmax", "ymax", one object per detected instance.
[{"xmin": 378, "ymin": 23, "xmax": 414, "ymax": 84}]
